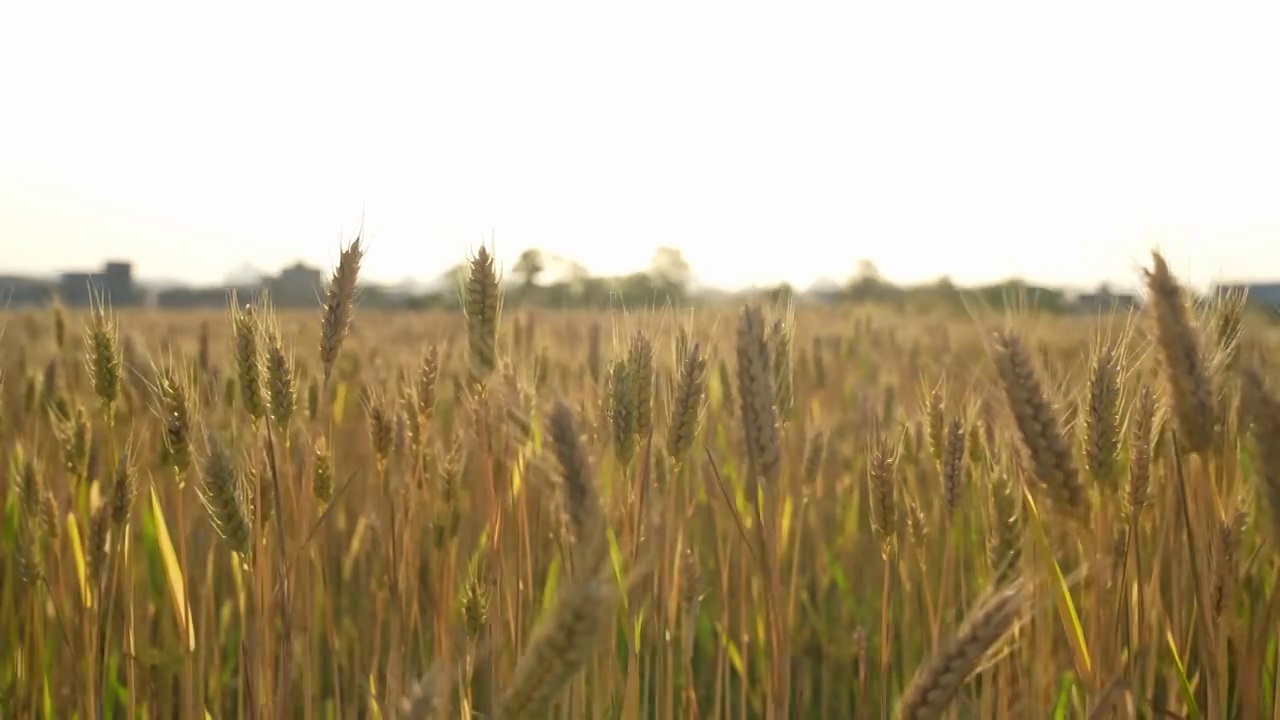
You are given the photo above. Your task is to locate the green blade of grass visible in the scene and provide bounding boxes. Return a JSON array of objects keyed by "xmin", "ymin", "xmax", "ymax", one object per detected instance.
[
  {"xmin": 66, "ymin": 513, "xmax": 90, "ymax": 609},
  {"xmin": 1165, "ymin": 627, "xmax": 1201, "ymax": 720},
  {"xmin": 1021, "ymin": 485, "xmax": 1094, "ymax": 688},
  {"xmin": 148, "ymin": 486, "xmax": 193, "ymax": 651}
]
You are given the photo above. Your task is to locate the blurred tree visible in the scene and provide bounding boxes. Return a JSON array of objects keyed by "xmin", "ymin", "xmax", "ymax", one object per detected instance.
[
  {"xmin": 619, "ymin": 272, "xmax": 657, "ymax": 304},
  {"xmin": 649, "ymin": 246, "xmax": 693, "ymax": 299},
  {"xmin": 767, "ymin": 283, "xmax": 796, "ymax": 305},
  {"xmin": 513, "ymin": 248, "xmax": 546, "ymax": 288},
  {"xmin": 855, "ymin": 259, "xmax": 882, "ymax": 282},
  {"xmin": 436, "ymin": 263, "xmax": 469, "ymax": 307},
  {"xmin": 564, "ymin": 260, "xmax": 591, "ymax": 284},
  {"xmin": 440, "ymin": 262, "xmax": 468, "ymax": 287},
  {"xmin": 847, "ymin": 259, "xmax": 895, "ymax": 303}
]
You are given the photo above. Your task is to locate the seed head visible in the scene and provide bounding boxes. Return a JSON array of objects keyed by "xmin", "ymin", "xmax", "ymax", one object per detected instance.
[
  {"xmin": 802, "ymin": 429, "xmax": 827, "ymax": 489},
  {"xmin": 769, "ymin": 315, "xmax": 795, "ymax": 425},
  {"xmin": 264, "ymin": 325, "xmax": 296, "ymax": 432},
  {"xmin": 84, "ymin": 299, "xmax": 122, "ymax": 412},
  {"xmin": 108, "ymin": 452, "xmax": 137, "ymax": 526},
  {"xmin": 199, "ymin": 432, "xmax": 253, "ymax": 555},
  {"xmin": 462, "ymin": 574, "xmax": 492, "ymax": 639},
  {"xmin": 56, "ymin": 403, "xmax": 91, "ymax": 483},
  {"xmin": 548, "ymin": 400, "xmax": 602, "ymax": 553},
  {"xmin": 924, "ymin": 381, "xmax": 946, "ymax": 471},
  {"xmin": 52, "ymin": 302, "xmax": 67, "ymax": 351},
  {"xmin": 40, "ymin": 488, "xmax": 60, "ymax": 543},
  {"xmin": 627, "ymin": 331, "xmax": 655, "ymax": 447},
  {"xmin": 15, "ymin": 515, "xmax": 44, "ymax": 585},
  {"xmin": 419, "ymin": 345, "xmax": 440, "ymax": 424},
  {"xmin": 1145, "ymin": 251, "xmax": 1215, "ymax": 454},
  {"xmin": 312, "ymin": 438, "xmax": 334, "ymax": 505},
  {"xmin": 320, "ymin": 236, "xmax": 364, "ymax": 386},
  {"xmin": 157, "ymin": 363, "xmax": 195, "ymax": 477},
  {"xmin": 991, "ymin": 330, "xmax": 1090, "ymax": 524},
  {"xmin": 1084, "ymin": 344, "xmax": 1123, "ymax": 490},
  {"xmin": 1126, "ymin": 385, "xmax": 1156, "ymax": 519},
  {"xmin": 231, "ymin": 299, "xmax": 265, "ymax": 424},
  {"xmin": 366, "ymin": 393, "xmax": 394, "ymax": 473},
  {"xmin": 868, "ymin": 431, "xmax": 898, "ymax": 552},
  {"xmin": 463, "ymin": 245, "xmax": 502, "ymax": 388},
  {"xmin": 736, "ymin": 305, "xmax": 781, "ymax": 489},
  {"xmin": 941, "ymin": 416, "xmax": 966, "ymax": 520},
  {"xmin": 607, "ymin": 358, "xmax": 638, "ymax": 466},
  {"xmin": 666, "ymin": 337, "xmax": 708, "ymax": 463},
  {"xmin": 988, "ymin": 471, "xmax": 1024, "ymax": 586}
]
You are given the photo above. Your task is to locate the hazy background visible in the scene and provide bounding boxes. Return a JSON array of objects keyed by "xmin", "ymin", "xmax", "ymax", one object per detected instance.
[{"xmin": 3, "ymin": 1, "xmax": 1279, "ymax": 292}]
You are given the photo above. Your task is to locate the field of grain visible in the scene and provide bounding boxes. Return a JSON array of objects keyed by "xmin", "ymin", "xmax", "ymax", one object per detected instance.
[{"xmin": 2, "ymin": 243, "xmax": 1280, "ymax": 719}]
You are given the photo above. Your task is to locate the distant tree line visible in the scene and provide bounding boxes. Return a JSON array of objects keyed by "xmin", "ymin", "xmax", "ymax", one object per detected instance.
[
  {"xmin": 393, "ymin": 250, "xmax": 1084, "ymax": 314},
  {"xmin": 841, "ymin": 260, "xmax": 1075, "ymax": 314},
  {"xmin": 402, "ymin": 246, "xmax": 697, "ymax": 311},
  {"xmin": 9, "ymin": 248, "xmax": 1273, "ymax": 317},
  {"xmin": 115, "ymin": 249, "xmax": 1169, "ymax": 316}
]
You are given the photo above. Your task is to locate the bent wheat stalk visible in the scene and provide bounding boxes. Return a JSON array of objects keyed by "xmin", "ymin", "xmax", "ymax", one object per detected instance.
[{"xmin": 897, "ymin": 577, "xmax": 1031, "ymax": 720}]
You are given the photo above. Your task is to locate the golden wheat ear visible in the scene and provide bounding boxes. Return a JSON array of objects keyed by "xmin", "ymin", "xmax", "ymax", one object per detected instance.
[
  {"xmin": 991, "ymin": 329, "xmax": 1090, "ymax": 524},
  {"xmin": 896, "ymin": 576, "xmax": 1032, "ymax": 720},
  {"xmin": 498, "ymin": 566, "xmax": 618, "ymax": 719},
  {"xmin": 198, "ymin": 431, "xmax": 253, "ymax": 557},
  {"xmin": 1241, "ymin": 367, "xmax": 1280, "ymax": 545},
  {"xmin": 1083, "ymin": 341, "xmax": 1123, "ymax": 492},
  {"xmin": 1144, "ymin": 251, "xmax": 1215, "ymax": 455},
  {"xmin": 504, "ymin": 550, "xmax": 658, "ymax": 720},
  {"xmin": 736, "ymin": 304, "xmax": 781, "ymax": 489},
  {"xmin": 319, "ymin": 235, "xmax": 364, "ymax": 387},
  {"xmin": 463, "ymin": 245, "xmax": 502, "ymax": 389},
  {"xmin": 666, "ymin": 335, "xmax": 708, "ymax": 463}
]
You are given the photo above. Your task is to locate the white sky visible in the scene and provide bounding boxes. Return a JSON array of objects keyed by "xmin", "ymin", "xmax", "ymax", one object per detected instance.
[{"xmin": 3, "ymin": 1, "xmax": 1280, "ymax": 292}]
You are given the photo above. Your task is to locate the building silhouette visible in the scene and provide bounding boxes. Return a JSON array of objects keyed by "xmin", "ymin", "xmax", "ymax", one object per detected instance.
[
  {"xmin": 155, "ymin": 285, "xmax": 256, "ymax": 309},
  {"xmin": 1073, "ymin": 286, "xmax": 1138, "ymax": 313},
  {"xmin": 1212, "ymin": 282, "xmax": 1280, "ymax": 308},
  {"xmin": 151, "ymin": 261, "xmax": 324, "ymax": 309},
  {"xmin": 267, "ymin": 261, "xmax": 324, "ymax": 307},
  {"xmin": 59, "ymin": 261, "xmax": 137, "ymax": 307},
  {"xmin": 0, "ymin": 275, "xmax": 56, "ymax": 307}
]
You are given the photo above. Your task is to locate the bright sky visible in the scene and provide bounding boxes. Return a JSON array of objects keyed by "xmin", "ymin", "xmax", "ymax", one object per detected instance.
[{"xmin": 3, "ymin": 2, "xmax": 1280, "ymax": 292}]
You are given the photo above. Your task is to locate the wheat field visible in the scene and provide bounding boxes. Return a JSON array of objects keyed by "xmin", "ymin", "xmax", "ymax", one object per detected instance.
[{"xmin": 2, "ymin": 242, "xmax": 1280, "ymax": 719}]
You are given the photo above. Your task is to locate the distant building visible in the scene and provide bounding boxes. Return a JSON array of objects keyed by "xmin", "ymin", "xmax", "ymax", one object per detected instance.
[
  {"xmin": 152, "ymin": 261, "xmax": 322, "ymax": 310},
  {"xmin": 267, "ymin": 261, "xmax": 323, "ymax": 307},
  {"xmin": 59, "ymin": 261, "xmax": 136, "ymax": 307},
  {"xmin": 1073, "ymin": 287, "xmax": 1138, "ymax": 313},
  {"xmin": 1212, "ymin": 282, "xmax": 1280, "ymax": 308},
  {"xmin": 0, "ymin": 275, "xmax": 56, "ymax": 307},
  {"xmin": 156, "ymin": 286, "xmax": 258, "ymax": 309}
]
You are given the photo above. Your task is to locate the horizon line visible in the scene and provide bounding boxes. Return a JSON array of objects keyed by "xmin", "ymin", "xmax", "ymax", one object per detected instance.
[{"xmin": 4, "ymin": 257, "xmax": 1280, "ymax": 295}]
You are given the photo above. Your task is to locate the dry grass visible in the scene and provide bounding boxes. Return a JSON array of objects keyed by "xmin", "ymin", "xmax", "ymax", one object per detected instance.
[{"xmin": 2, "ymin": 246, "xmax": 1280, "ymax": 719}]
